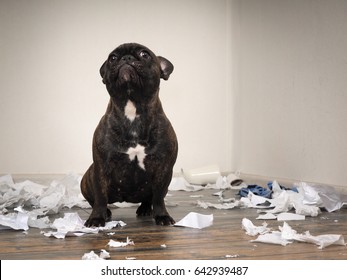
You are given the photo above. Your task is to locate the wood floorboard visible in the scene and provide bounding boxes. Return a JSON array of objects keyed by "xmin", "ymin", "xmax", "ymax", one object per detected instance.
[{"xmin": 0, "ymin": 179, "xmax": 346, "ymax": 260}]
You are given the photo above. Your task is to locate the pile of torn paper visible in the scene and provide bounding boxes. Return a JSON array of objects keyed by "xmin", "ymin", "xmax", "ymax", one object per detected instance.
[
  {"xmin": 0, "ymin": 173, "xmax": 89, "ymax": 231},
  {"xmin": 1, "ymin": 172, "xmax": 346, "ymax": 238},
  {"xmin": 0, "ymin": 174, "xmax": 130, "ymax": 237},
  {"xmin": 42, "ymin": 212, "xmax": 126, "ymax": 239},
  {"xmin": 242, "ymin": 218, "xmax": 346, "ymax": 249},
  {"xmin": 0, "ymin": 173, "xmax": 88, "ymax": 214},
  {"xmin": 185, "ymin": 176, "xmax": 347, "ymax": 220}
]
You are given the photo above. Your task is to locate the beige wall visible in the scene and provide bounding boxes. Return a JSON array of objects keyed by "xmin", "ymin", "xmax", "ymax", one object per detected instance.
[
  {"xmin": 231, "ymin": 0, "xmax": 347, "ymax": 186},
  {"xmin": 0, "ymin": 0, "xmax": 232, "ymax": 174},
  {"xmin": 1, "ymin": 0, "xmax": 347, "ymax": 187}
]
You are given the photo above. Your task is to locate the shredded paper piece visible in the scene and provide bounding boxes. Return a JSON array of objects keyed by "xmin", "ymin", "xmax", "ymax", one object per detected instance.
[
  {"xmin": 0, "ymin": 210, "xmax": 29, "ymax": 231},
  {"xmin": 225, "ymin": 254, "xmax": 240, "ymax": 258},
  {"xmin": 252, "ymin": 232, "xmax": 293, "ymax": 246},
  {"xmin": 197, "ymin": 200, "xmax": 239, "ymax": 210},
  {"xmin": 174, "ymin": 212, "xmax": 213, "ymax": 229},
  {"xmin": 242, "ymin": 218, "xmax": 346, "ymax": 249},
  {"xmin": 256, "ymin": 212, "xmax": 305, "ymax": 221},
  {"xmin": 42, "ymin": 213, "xmax": 126, "ymax": 239},
  {"xmin": 256, "ymin": 213, "xmax": 277, "ymax": 220},
  {"xmin": 82, "ymin": 249, "xmax": 110, "ymax": 260},
  {"xmin": 108, "ymin": 237, "xmax": 134, "ymax": 247},
  {"xmin": 277, "ymin": 212, "xmax": 305, "ymax": 221},
  {"xmin": 241, "ymin": 218, "xmax": 271, "ymax": 236}
]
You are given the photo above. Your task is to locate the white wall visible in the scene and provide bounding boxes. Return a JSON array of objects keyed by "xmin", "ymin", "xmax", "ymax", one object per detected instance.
[
  {"xmin": 231, "ymin": 0, "xmax": 347, "ymax": 187},
  {"xmin": 0, "ymin": 0, "xmax": 232, "ymax": 174},
  {"xmin": 1, "ymin": 0, "xmax": 347, "ymax": 188}
]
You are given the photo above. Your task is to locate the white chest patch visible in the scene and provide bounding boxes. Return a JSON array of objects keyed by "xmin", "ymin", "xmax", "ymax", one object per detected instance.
[
  {"xmin": 124, "ymin": 100, "xmax": 137, "ymax": 122},
  {"xmin": 126, "ymin": 144, "xmax": 146, "ymax": 170}
]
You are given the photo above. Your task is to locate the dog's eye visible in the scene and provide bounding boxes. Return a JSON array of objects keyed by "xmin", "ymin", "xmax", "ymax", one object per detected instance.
[
  {"xmin": 139, "ymin": 50, "xmax": 150, "ymax": 59},
  {"xmin": 108, "ymin": 54, "xmax": 118, "ymax": 63}
]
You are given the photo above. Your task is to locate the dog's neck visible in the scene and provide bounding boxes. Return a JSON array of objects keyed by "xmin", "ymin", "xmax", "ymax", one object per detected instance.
[
  {"xmin": 107, "ymin": 91, "xmax": 163, "ymax": 122},
  {"xmin": 124, "ymin": 100, "xmax": 137, "ymax": 122}
]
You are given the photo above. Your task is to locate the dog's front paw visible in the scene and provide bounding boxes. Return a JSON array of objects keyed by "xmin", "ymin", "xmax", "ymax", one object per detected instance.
[
  {"xmin": 84, "ymin": 209, "xmax": 111, "ymax": 227},
  {"xmin": 84, "ymin": 217, "xmax": 106, "ymax": 227},
  {"xmin": 136, "ymin": 202, "xmax": 153, "ymax": 216},
  {"xmin": 155, "ymin": 215, "xmax": 175, "ymax": 226}
]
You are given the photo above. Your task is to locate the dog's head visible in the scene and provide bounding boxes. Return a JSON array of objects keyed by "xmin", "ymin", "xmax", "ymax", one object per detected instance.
[{"xmin": 100, "ymin": 43, "xmax": 173, "ymax": 101}]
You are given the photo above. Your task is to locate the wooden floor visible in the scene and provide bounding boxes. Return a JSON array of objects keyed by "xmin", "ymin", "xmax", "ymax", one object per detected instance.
[{"xmin": 0, "ymin": 177, "xmax": 346, "ymax": 260}]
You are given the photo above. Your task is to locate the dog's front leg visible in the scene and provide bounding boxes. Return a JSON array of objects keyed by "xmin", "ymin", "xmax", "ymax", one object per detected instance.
[
  {"xmin": 83, "ymin": 165, "xmax": 111, "ymax": 227},
  {"xmin": 151, "ymin": 170, "xmax": 175, "ymax": 226}
]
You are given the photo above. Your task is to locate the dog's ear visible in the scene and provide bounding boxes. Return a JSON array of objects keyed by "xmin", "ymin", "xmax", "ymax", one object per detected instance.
[
  {"xmin": 100, "ymin": 61, "xmax": 107, "ymax": 84},
  {"xmin": 157, "ymin": 56, "xmax": 174, "ymax": 80}
]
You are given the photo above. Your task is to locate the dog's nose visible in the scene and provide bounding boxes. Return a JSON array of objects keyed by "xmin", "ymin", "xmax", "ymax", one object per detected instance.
[{"xmin": 121, "ymin": 55, "xmax": 135, "ymax": 63}]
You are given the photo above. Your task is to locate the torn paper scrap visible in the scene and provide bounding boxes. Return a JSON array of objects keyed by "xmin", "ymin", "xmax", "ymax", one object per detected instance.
[
  {"xmin": 247, "ymin": 220, "xmax": 346, "ymax": 249},
  {"xmin": 174, "ymin": 212, "xmax": 213, "ymax": 229},
  {"xmin": 277, "ymin": 212, "xmax": 305, "ymax": 221},
  {"xmin": 100, "ymin": 249, "xmax": 111, "ymax": 259},
  {"xmin": 292, "ymin": 201, "xmax": 321, "ymax": 217},
  {"xmin": 279, "ymin": 222, "xmax": 346, "ymax": 249},
  {"xmin": 51, "ymin": 212, "xmax": 86, "ymax": 232},
  {"xmin": 279, "ymin": 222, "xmax": 299, "ymax": 240},
  {"xmin": 225, "ymin": 254, "xmax": 240, "ymax": 258},
  {"xmin": 42, "ymin": 212, "xmax": 126, "ymax": 239},
  {"xmin": 13, "ymin": 206, "xmax": 51, "ymax": 229},
  {"xmin": 256, "ymin": 212, "xmax": 305, "ymax": 221},
  {"xmin": 0, "ymin": 211, "xmax": 29, "ymax": 230},
  {"xmin": 256, "ymin": 213, "xmax": 277, "ymax": 220},
  {"xmin": 266, "ymin": 190, "xmax": 291, "ymax": 214},
  {"xmin": 314, "ymin": 185, "xmax": 345, "ymax": 212},
  {"xmin": 82, "ymin": 251, "xmax": 102, "ymax": 260},
  {"xmin": 294, "ymin": 232, "xmax": 346, "ymax": 249},
  {"xmin": 241, "ymin": 191, "xmax": 271, "ymax": 208},
  {"xmin": 213, "ymin": 191, "xmax": 224, "ymax": 197},
  {"xmin": 299, "ymin": 182, "xmax": 322, "ymax": 205},
  {"xmin": 108, "ymin": 237, "xmax": 134, "ymax": 247},
  {"xmin": 43, "ymin": 213, "xmax": 97, "ymax": 238},
  {"xmin": 241, "ymin": 218, "xmax": 271, "ymax": 236},
  {"xmin": 101, "ymin": 220, "xmax": 127, "ymax": 229},
  {"xmin": 251, "ymin": 232, "xmax": 293, "ymax": 246},
  {"xmin": 190, "ymin": 194, "xmax": 204, "ymax": 198},
  {"xmin": 197, "ymin": 200, "xmax": 239, "ymax": 210},
  {"xmin": 28, "ymin": 215, "xmax": 51, "ymax": 229},
  {"xmin": 113, "ymin": 202, "xmax": 140, "ymax": 208},
  {"xmin": 82, "ymin": 249, "xmax": 110, "ymax": 260}
]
